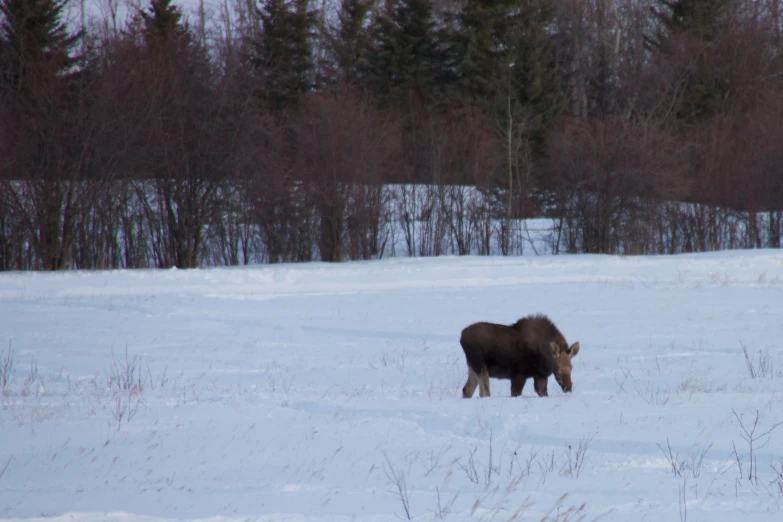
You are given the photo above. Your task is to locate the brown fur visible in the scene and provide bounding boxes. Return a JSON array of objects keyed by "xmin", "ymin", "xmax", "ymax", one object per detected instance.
[{"xmin": 460, "ymin": 314, "xmax": 580, "ymax": 398}]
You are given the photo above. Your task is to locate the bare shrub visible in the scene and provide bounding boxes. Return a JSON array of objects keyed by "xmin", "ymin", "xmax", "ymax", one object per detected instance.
[
  {"xmin": 111, "ymin": 392, "xmax": 143, "ymax": 431},
  {"xmin": 419, "ymin": 444, "xmax": 451, "ymax": 478},
  {"xmin": 22, "ymin": 358, "xmax": 45, "ymax": 396},
  {"xmin": 383, "ymin": 453, "xmax": 412, "ymax": 521},
  {"xmin": 771, "ymin": 460, "xmax": 783, "ymax": 496},
  {"xmin": 395, "ymin": 184, "xmax": 448, "ymax": 257},
  {"xmin": 457, "ymin": 431, "xmax": 502, "ymax": 486},
  {"xmin": 429, "ymin": 486, "xmax": 458, "ymax": 519},
  {"xmin": 561, "ymin": 434, "xmax": 594, "ymax": 479},
  {"xmin": 416, "ymin": 185, "xmax": 449, "ymax": 257},
  {"xmin": 0, "ymin": 456, "xmax": 10, "ymax": 480},
  {"xmin": 537, "ymin": 449, "xmax": 558, "ymax": 484},
  {"xmin": 345, "ymin": 184, "xmax": 395, "ymax": 260},
  {"xmin": 458, "ymin": 446, "xmax": 481, "ymax": 484},
  {"xmin": 204, "ymin": 183, "xmax": 258, "ymax": 266},
  {"xmin": 679, "ymin": 475, "xmax": 688, "ymax": 522},
  {"xmin": 508, "ymin": 445, "xmax": 541, "ymax": 479},
  {"xmin": 657, "ymin": 438, "xmax": 687, "ymax": 478},
  {"xmin": 657, "ymin": 438, "xmax": 713, "ymax": 479},
  {"xmin": 731, "ymin": 409, "xmax": 783, "ymax": 484},
  {"xmin": 107, "ymin": 346, "xmax": 145, "ymax": 396},
  {"xmin": 147, "ymin": 364, "xmax": 168, "ymax": 391},
  {"xmin": 249, "ymin": 174, "xmax": 317, "ymax": 264},
  {"xmin": 1, "ymin": 343, "xmax": 15, "ymax": 395},
  {"xmin": 688, "ymin": 442, "xmax": 713, "ymax": 479},
  {"xmin": 106, "ymin": 346, "xmax": 147, "ymax": 430},
  {"xmin": 741, "ymin": 343, "xmax": 774, "ymax": 379},
  {"xmin": 633, "ymin": 381, "xmax": 670, "ymax": 406}
]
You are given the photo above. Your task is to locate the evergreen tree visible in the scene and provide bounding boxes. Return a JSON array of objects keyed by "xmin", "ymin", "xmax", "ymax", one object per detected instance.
[
  {"xmin": 361, "ymin": 0, "xmax": 399, "ymax": 101},
  {"xmin": 138, "ymin": 0, "xmax": 191, "ymax": 51},
  {"xmin": 645, "ymin": 0, "xmax": 731, "ymax": 120},
  {"xmin": 508, "ymin": 0, "xmax": 562, "ymax": 150},
  {"xmin": 290, "ymin": 0, "xmax": 316, "ymax": 92},
  {"xmin": 454, "ymin": 0, "xmax": 561, "ymax": 149},
  {"xmin": 362, "ymin": 0, "xmax": 450, "ymax": 105},
  {"xmin": 0, "ymin": 0, "xmax": 87, "ymax": 270},
  {"xmin": 248, "ymin": 0, "xmax": 318, "ymax": 110},
  {"xmin": 325, "ymin": 0, "xmax": 373, "ymax": 85},
  {"xmin": 454, "ymin": 0, "xmax": 516, "ymax": 104},
  {"xmin": 0, "ymin": 0, "xmax": 82, "ymax": 90},
  {"xmin": 645, "ymin": 0, "xmax": 728, "ymax": 49}
]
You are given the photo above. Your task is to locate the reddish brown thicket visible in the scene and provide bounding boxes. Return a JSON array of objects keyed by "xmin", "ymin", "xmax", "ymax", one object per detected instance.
[
  {"xmin": 542, "ymin": 115, "xmax": 686, "ymax": 254},
  {"xmin": 727, "ymin": 90, "xmax": 783, "ymax": 248},
  {"xmin": 105, "ymin": 28, "xmax": 248, "ymax": 268},
  {"xmin": 0, "ymin": 58, "xmax": 107, "ymax": 270},
  {"xmin": 289, "ymin": 87, "xmax": 403, "ymax": 262},
  {"xmin": 439, "ymin": 106, "xmax": 506, "ymax": 255},
  {"xmin": 392, "ymin": 104, "xmax": 505, "ymax": 257}
]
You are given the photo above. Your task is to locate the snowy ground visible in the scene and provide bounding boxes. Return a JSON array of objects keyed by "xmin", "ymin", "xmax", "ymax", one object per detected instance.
[{"xmin": 2, "ymin": 250, "xmax": 783, "ymax": 521}]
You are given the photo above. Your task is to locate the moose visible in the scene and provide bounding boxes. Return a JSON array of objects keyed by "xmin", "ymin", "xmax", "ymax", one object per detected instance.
[{"xmin": 460, "ymin": 314, "xmax": 580, "ymax": 398}]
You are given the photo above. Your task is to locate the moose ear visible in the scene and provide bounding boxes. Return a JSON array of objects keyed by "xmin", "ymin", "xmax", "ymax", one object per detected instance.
[
  {"xmin": 549, "ymin": 341, "xmax": 561, "ymax": 357},
  {"xmin": 569, "ymin": 342, "xmax": 580, "ymax": 357}
]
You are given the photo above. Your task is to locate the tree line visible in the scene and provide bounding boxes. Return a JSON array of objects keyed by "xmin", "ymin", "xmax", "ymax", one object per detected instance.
[{"xmin": 1, "ymin": 0, "xmax": 782, "ymax": 270}]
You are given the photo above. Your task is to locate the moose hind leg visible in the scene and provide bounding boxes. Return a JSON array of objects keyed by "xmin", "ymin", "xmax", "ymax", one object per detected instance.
[
  {"xmin": 511, "ymin": 375, "xmax": 527, "ymax": 397},
  {"xmin": 478, "ymin": 369, "xmax": 491, "ymax": 397},
  {"xmin": 533, "ymin": 376, "xmax": 549, "ymax": 397},
  {"xmin": 462, "ymin": 368, "xmax": 478, "ymax": 398}
]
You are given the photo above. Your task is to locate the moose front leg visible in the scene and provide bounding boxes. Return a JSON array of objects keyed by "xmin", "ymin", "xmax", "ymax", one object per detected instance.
[
  {"xmin": 533, "ymin": 376, "xmax": 549, "ymax": 397},
  {"xmin": 510, "ymin": 375, "xmax": 527, "ymax": 397}
]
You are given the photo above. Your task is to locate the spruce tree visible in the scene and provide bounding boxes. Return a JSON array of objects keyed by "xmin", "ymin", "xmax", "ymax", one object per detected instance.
[
  {"xmin": 645, "ymin": 0, "xmax": 731, "ymax": 120},
  {"xmin": 0, "ymin": 0, "xmax": 82, "ymax": 90},
  {"xmin": 326, "ymin": 0, "xmax": 373, "ymax": 85},
  {"xmin": 508, "ymin": 0, "xmax": 562, "ymax": 150},
  {"xmin": 138, "ymin": 0, "xmax": 191, "ymax": 51},
  {"xmin": 645, "ymin": 0, "xmax": 729, "ymax": 49},
  {"xmin": 454, "ymin": 0, "xmax": 561, "ymax": 149},
  {"xmin": 248, "ymin": 0, "xmax": 318, "ymax": 110},
  {"xmin": 362, "ymin": 0, "xmax": 449, "ymax": 105},
  {"xmin": 454, "ymin": 0, "xmax": 516, "ymax": 104},
  {"xmin": 0, "ymin": 0, "xmax": 86, "ymax": 270},
  {"xmin": 361, "ymin": 0, "xmax": 399, "ymax": 101}
]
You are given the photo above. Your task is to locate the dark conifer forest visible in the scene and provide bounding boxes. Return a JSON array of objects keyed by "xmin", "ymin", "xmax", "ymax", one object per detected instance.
[{"xmin": 1, "ymin": 0, "xmax": 782, "ymax": 269}]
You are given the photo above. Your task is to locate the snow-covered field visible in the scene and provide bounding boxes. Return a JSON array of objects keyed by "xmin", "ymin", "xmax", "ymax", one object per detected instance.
[{"xmin": 2, "ymin": 251, "xmax": 783, "ymax": 521}]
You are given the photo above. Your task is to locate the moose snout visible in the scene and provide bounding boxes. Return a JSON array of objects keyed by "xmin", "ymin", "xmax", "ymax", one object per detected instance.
[{"xmin": 557, "ymin": 374, "xmax": 573, "ymax": 393}]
